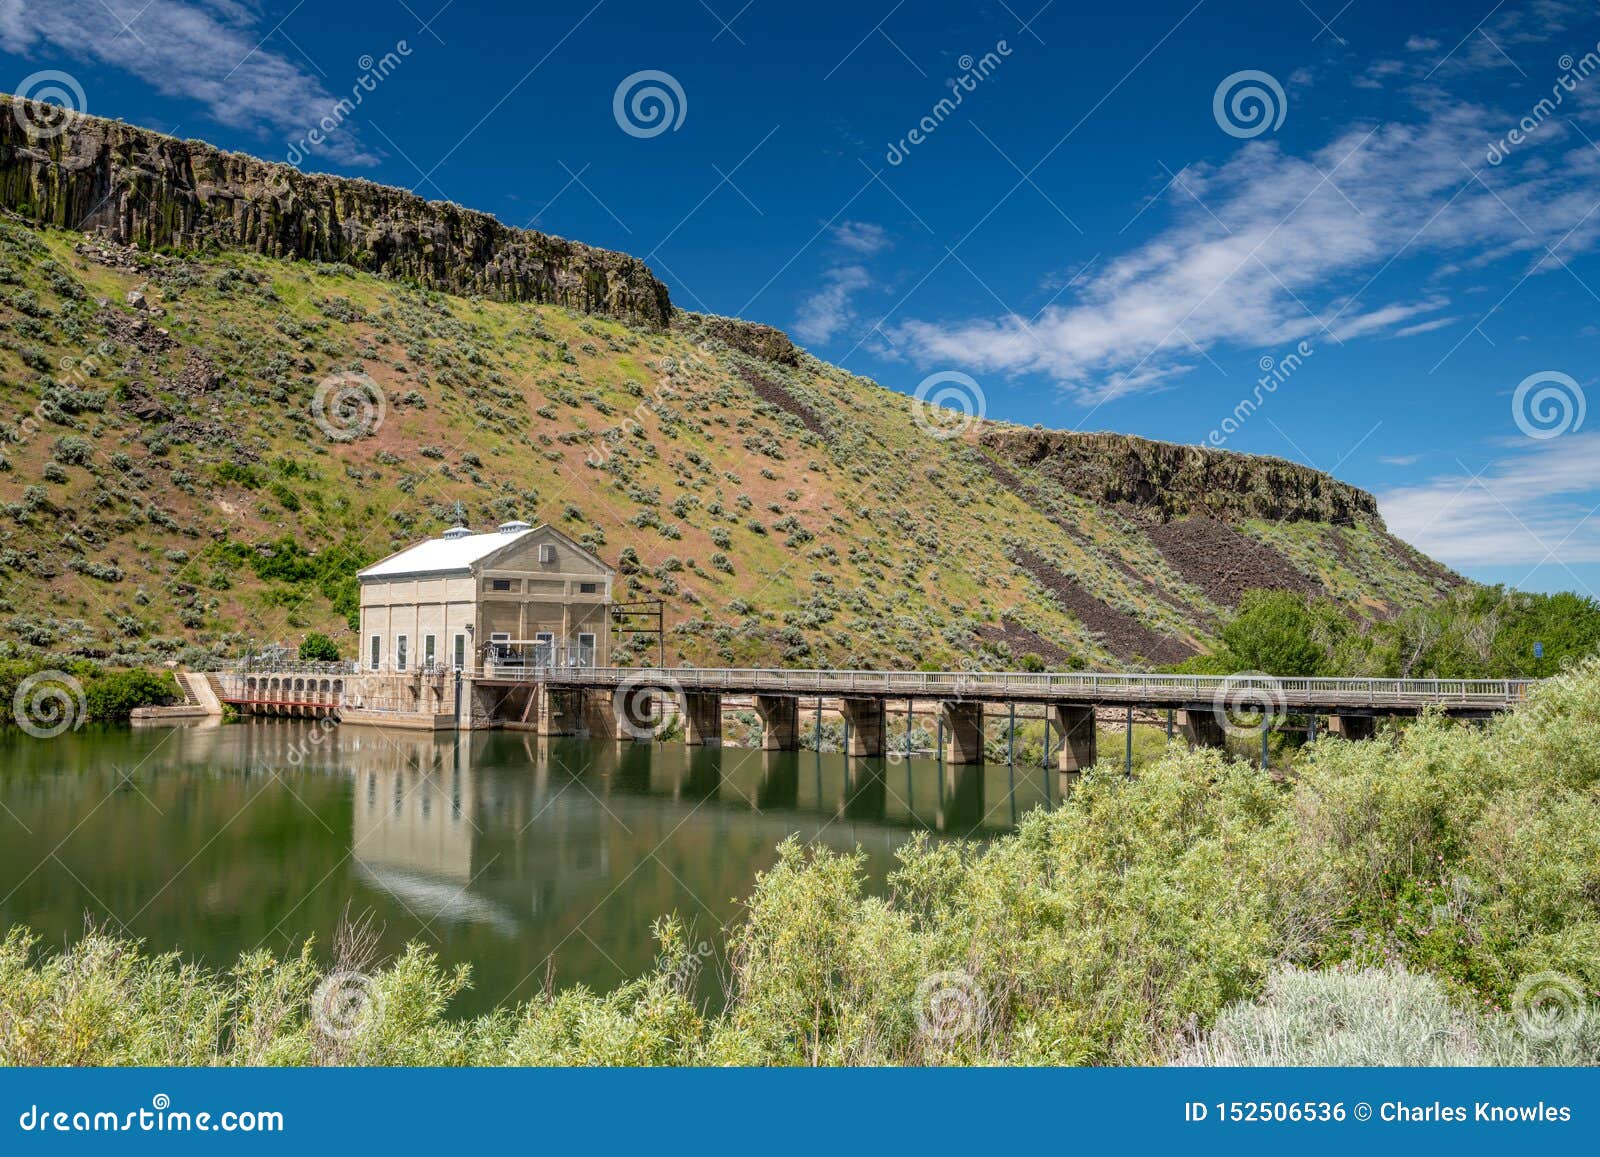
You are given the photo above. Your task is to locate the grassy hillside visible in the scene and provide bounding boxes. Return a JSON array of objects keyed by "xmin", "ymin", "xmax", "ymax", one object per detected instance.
[
  {"xmin": 0, "ymin": 108, "xmax": 1459, "ymax": 667},
  {"xmin": 0, "ymin": 214, "xmax": 1457, "ymax": 668}
]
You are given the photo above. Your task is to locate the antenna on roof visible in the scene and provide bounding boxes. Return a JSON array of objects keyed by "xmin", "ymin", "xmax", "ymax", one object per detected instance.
[
  {"xmin": 497, "ymin": 520, "xmax": 532, "ymax": 534},
  {"xmin": 441, "ymin": 525, "xmax": 472, "ymax": 539}
]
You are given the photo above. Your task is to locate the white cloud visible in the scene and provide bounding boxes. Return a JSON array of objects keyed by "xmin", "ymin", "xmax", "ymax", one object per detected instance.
[
  {"xmin": 1379, "ymin": 434, "xmax": 1600, "ymax": 577},
  {"xmin": 1392, "ymin": 316, "xmax": 1459, "ymax": 337},
  {"xmin": 893, "ymin": 100, "xmax": 1600, "ymax": 402},
  {"xmin": 795, "ymin": 264, "xmax": 871, "ymax": 345},
  {"xmin": 1404, "ymin": 36, "xmax": 1441, "ymax": 52},
  {"xmin": 833, "ymin": 220, "xmax": 890, "ymax": 255},
  {"xmin": 0, "ymin": 0, "xmax": 381, "ymax": 165}
]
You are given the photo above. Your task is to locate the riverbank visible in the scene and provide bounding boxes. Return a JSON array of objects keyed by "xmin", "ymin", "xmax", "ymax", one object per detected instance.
[{"xmin": 3, "ymin": 659, "xmax": 1597, "ymax": 1066}]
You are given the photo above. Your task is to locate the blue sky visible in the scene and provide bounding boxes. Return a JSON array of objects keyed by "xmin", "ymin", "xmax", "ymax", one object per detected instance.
[{"xmin": 5, "ymin": 0, "xmax": 1600, "ymax": 595}]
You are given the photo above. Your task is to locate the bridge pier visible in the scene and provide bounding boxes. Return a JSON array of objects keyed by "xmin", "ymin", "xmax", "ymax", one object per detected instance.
[
  {"xmin": 1327, "ymin": 714, "xmax": 1376, "ymax": 741},
  {"xmin": 1052, "ymin": 704, "xmax": 1097, "ymax": 772},
  {"xmin": 840, "ymin": 697, "xmax": 886, "ymax": 757},
  {"xmin": 1178, "ymin": 709, "xmax": 1227, "ymax": 750},
  {"xmin": 940, "ymin": 701, "xmax": 985, "ymax": 764},
  {"xmin": 683, "ymin": 692, "xmax": 723, "ymax": 746},
  {"xmin": 535, "ymin": 685, "xmax": 582, "ymax": 736},
  {"xmin": 754, "ymin": 694, "xmax": 800, "ymax": 751}
]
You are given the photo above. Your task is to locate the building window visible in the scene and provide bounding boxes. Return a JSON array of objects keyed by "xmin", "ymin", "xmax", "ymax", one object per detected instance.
[
  {"xmin": 490, "ymin": 578, "xmax": 512, "ymax": 592},
  {"xmin": 369, "ymin": 635, "xmax": 381, "ymax": 671},
  {"xmin": 453, "ymin": 633, "xmax": 466, "ymax": 671},
  {"xmin": 539, "ymin": 543, "xmax": 556, "ymax": 564},
  {"xmin": 396, "ymin": 635, "xmax": 408, "ymax": 673},
  {"xmin": 424, "ymin": 634, "xmax": 436, "ymax": 668},
  {"xmin": 579, "ymin": 582, "xmax": 598, "ymax": 594},
  {"xmin": 577, "ymin": 632, "xmax": 596, "ymax": 666}
]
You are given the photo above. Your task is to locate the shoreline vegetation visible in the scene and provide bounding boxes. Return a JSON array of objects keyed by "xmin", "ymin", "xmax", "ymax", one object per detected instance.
[{"xmin": 3, "ymin": 660, "xmax": 1598, "ymax": 1067}]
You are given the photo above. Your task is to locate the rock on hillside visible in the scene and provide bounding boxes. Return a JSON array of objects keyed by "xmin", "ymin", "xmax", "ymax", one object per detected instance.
[{"xmin": 0, "ymin": 99, "xmax": 670, "ymax": 327}]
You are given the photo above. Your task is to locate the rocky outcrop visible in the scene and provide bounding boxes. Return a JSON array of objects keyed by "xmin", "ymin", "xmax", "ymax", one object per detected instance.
[
  {"xmin": 676, "ymin": 313, "xmax": 800, "ymax": 366},
  {"xmin": 0, "ymin": 100, "xmax": 672, "ymax": 327},
  {"xmin": 980, "ymin": 428, "xmax": 1381, "ymax": 527}
]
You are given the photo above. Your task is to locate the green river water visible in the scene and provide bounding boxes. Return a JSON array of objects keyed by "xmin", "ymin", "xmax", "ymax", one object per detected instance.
[{"xmin": 0, "ymin": 719, "xmax": 1057, "ymax": 1013}]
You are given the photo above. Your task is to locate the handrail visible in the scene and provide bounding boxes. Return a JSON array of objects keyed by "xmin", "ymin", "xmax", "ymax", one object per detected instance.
[{"xmin": 463, "ymin": 665, "xmax": 1534, "ymax": 705}]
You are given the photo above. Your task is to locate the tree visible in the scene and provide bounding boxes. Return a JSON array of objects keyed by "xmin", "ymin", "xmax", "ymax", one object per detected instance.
[
  {"xmin": 298, "ymin": 633, "xmax": 341, "ymax": 663},
  {"xmin": 1215, "ymin": 590, "xmax": 1342, "ymax": 677}
]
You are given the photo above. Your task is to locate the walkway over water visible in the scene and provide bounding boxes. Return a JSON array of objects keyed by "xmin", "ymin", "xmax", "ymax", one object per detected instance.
[{"xmin": 515, "ymin": 667, "xmax": 1533, "ymax": 715}]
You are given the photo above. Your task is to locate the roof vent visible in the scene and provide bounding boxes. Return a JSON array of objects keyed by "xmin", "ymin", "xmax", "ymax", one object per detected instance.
[
  {"xmin": 498, "ymin": 520, "xmax": 533, "ymax": 534},
  {"xmin": 441, "ymin": 525, "xmax": 473, "ymax": 540}
]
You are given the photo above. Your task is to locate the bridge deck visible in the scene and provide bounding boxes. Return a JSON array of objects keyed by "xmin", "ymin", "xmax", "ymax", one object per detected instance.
[{"xmin": 483, "ymin": 667, "xmax": 1532, "ymax": 715}]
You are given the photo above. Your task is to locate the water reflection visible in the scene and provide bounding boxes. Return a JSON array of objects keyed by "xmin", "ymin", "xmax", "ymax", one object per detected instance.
[{"xmin": 0, "ymin": 721, "xmax": 1060, "ymax": 1013}]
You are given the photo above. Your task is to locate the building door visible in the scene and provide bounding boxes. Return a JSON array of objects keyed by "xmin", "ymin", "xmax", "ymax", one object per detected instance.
[
  {"xmin": 575, "ymin": 632, "xmax": 596, "ymax": 667},
  {"xmin": 533, "ymin": 632, "xmax": 554, "ymax": 667}
]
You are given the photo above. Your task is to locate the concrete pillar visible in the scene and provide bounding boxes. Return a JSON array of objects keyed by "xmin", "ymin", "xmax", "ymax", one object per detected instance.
[
  {"xmin": 940, "ymin": 700, "xmax": 985, "ymax": 764},
  {"xmin": 840, "ymin": 697, "xmax": 886, "ymax": 757},
  {"xmin": 1328, "ymin": 714, "xmax": 1376, "ymax": 741},
  {"xmin": 580, "ymin": 687, "xmax": 622, "ymax": 739},
  {"xmin": 1052, "ymin": 704, "xmax": 1097, "ymax": 773},
  {"xmin": 754, "ymin": 694, "xmax": 800, "ymax": 751},
  {"xmin": 683, "ymin": 692, "xmax": 723, "ymax": 746},
  {"xmin": 1177, "ymin": 708, "xmax": 1227, "ymax": 750},
  {"xmin": 535, "ymin": 685, "xmax": 580, "ymax": 736}
]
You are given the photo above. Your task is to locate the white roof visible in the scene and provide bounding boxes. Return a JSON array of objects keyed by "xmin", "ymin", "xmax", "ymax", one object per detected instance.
[{"xmin": 359, "ymin": 528, "xmax": 532, "ymax": 579}]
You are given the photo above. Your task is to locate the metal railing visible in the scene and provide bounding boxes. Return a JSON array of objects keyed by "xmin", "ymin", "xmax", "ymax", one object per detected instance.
[
  {"xmin": 233, "ymin": 659, "xmax": 360, "ymax": 675},
  {"xmin": 468, "ymin": 666, "xmax": 1535, "ymax": 707}
]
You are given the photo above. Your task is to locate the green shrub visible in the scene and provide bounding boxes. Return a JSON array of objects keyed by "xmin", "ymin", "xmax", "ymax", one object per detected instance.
[
  {"xmin": 83, "ymin": 669, "xmax": 180, "ymax": 721},
  {"xmin": 298, "ymin": 633, "xmax": 341, "ymax": 662}
]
